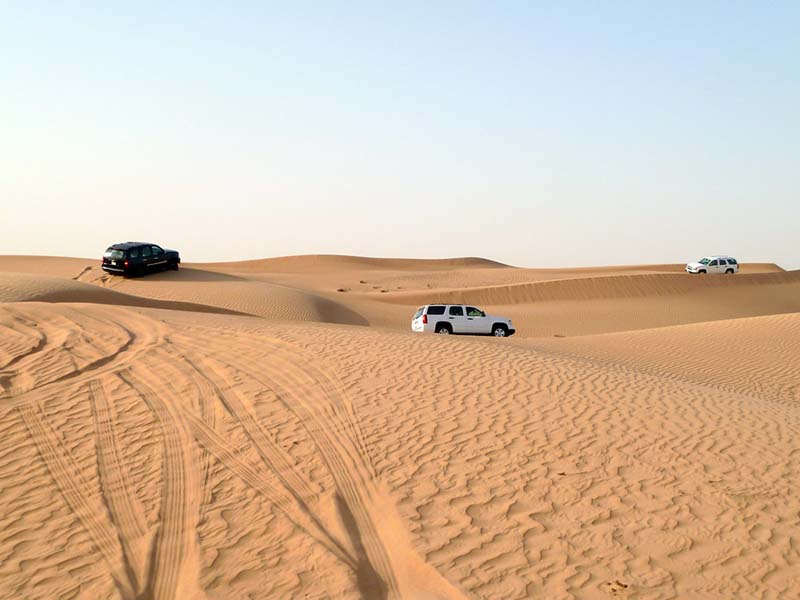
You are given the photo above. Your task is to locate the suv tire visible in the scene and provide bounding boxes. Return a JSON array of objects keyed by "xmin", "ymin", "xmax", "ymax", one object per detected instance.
[
  {"xmin": 435, "ymin": 323, "xmax": 452, "ymax": 335},
  {"xmin": 492, "ymin": 324, "xmax": 508, "ymax": 337}
]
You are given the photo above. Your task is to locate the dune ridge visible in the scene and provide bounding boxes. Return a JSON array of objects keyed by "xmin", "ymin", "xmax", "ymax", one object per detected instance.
[
  {"xmin": 0, "ymin": 273, "xmax": 247, "ymax": 316},
  {"xmin": 382, "ymin": 269, "xmax": 800, "ymax": 306},
  {"xmin": 190, "ymin": 254, "xmax": 511, "ymax": 273}
]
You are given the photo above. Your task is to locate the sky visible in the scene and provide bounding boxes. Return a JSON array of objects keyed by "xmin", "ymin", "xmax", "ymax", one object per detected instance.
[{"xmin": 2, "ymin": 1, "xmax": 798, "ymax": 268}]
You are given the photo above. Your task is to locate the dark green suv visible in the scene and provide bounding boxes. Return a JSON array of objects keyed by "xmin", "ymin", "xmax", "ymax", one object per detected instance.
[{"xmin": 101, "ymin": 242, "xmax": 180, "ymax": 276}]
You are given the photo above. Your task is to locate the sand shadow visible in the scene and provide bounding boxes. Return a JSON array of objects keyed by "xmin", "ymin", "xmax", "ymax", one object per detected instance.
[{"xmin": 334, "ymin": 493, "xmax": 390, "ymax": 600}]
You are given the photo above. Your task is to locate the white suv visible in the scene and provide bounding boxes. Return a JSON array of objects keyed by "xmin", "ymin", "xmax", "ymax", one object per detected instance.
[
  {"xmin": 411, "ymin": 304, "xmax": 516, "ymax": 337},
  {"xmin": 685, "ymin": 255, "xmax": 739, "ymax": 274}
]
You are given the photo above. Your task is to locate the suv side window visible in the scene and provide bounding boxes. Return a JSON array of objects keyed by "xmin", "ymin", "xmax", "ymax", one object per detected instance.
[
  {"xmin": 141, "ymin": 246, "xmax": 152, "ymax": 258},
  {"xmin": 427, "ymin": 305, "xmax": 445, "ymax": 316},
  {"xmin": 466, "ymin": 306, "xmax": 483, "ymax": 317},
  {"xmin": 449, "ymin": 306, "xmax": 464, "ymax": 316}
]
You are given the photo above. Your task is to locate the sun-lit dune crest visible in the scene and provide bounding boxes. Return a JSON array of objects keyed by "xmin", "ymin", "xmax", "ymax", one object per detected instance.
[
  {"xmin": 0, "ymin": 255, "xmax": 97, "ymax": 278},
  {"xmin": 383, "ymin": 269, "xmax": 800, "ymax": 305},
  {"xmin": 535, "ymin": 311, "xmax": 800, "ymax": 404},
  {"xmin": 0, "ymin": 272, "xmax": 245, "ymax": 316},
  {"xmin": 191, "ymin": 253, "xmax": 512, "ymax": 273}
]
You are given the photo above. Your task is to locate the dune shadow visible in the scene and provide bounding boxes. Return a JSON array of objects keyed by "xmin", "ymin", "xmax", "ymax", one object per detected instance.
[
  {"xmin": 131, "ymin": 268, "xmax": 247, "ymax": 282},
  {"xmin": 334, "ymin": 493, "xmax": 390, "ymax": 600},
  {"xmin": 317, "ymin": 297, "xmax": 371, "ymax": 327}
]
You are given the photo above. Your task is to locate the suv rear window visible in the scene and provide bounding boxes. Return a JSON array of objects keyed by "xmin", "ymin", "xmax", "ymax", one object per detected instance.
[
  {"xmin": 426, "ymin": 305, "xmax": 445, "ymax": 315},
  {"xmin": 104, "ymin": 248, "xmax": 123, "ymax": 260}
]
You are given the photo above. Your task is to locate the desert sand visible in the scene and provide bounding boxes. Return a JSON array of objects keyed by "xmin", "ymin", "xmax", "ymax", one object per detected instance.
[{"xmin": 1, "ymin": 255, "xmax": 798, "ymax": 599}]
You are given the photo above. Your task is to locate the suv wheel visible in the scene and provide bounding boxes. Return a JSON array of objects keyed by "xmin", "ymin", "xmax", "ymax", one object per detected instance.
[
  {"xmin": 435, "ymin": 324, "xmax": 451, "ymax": 335},
  {"xmin": 492, "ymin": 325, "xmax": 508, "ymax": 337}
]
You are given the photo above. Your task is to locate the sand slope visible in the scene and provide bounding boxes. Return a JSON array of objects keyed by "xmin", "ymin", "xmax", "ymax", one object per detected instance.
[
  {"xmin": 1, "ymin": 255, "xmax": 799, "ymax": 599},
  {"xmin": 2, "ymin": 255, "xmax": 794, "ymax": 336}
]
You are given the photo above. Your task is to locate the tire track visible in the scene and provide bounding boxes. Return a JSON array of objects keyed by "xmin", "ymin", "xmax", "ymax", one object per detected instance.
[
  {"xmin": 177, "ymin": 328, "xmax": 375, "ymax": 479},
  {"xmin": 89, "ymin": 378, "xmax": 149, "ymax": 589},
  {"xmin": 6, "ymin": 307, "xmax": 165, "ymax": 408},
  {"xmin": 175, "ymin": 358, "xmax": 221, "ymax": 520},
  {"xmin": 17, "ymin": 402, "xmax": 138, "ymax": 600},
  {"xmin": 182, "ymin": 408, "xmax": 356, "ymax": 569},
  {"xmin": 176, "ymin": 335, "xmax": 403, "ymax": 597},
  {"xmin": 0, "ymin": 311, "xmax": 47, "ymax": 371},
  {"xmin": 256, "ymin": 336, "xmax": 377, "ymax": 479},
  {"xmin": 208, "ymin": 330, "xmax": 377, "ymax": 480},
  {"xmin": 195, "ymin": 355, "xmax": 319, "ymax": 502},
  {"xmin": 119, "ymin": 365, "xmax": 202, "ymax": 600}
]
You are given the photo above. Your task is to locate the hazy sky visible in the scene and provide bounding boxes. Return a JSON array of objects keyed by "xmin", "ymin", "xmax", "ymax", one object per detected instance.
[{"xmin": 3, "ymin": 2, "xmax": 798, "ymax": 268}]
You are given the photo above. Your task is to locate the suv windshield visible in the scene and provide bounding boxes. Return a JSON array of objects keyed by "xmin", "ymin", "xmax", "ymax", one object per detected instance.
[
  {"xmin": 698, "ymin": 258, "xmax": 711, "ymax": 265},
  {"xmin": 104, "ymin": 249, "xmax": 124, "ymax": 259}
]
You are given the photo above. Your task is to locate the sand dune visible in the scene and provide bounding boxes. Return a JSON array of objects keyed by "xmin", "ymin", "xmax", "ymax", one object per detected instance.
[
  {"xmin": 1, "ymin": 254, "xmax": 799, "ymax": 599},
  {"xmin": 384, "ymin": 270, "xmax": 799, "ymax": 306},
  {"xmin": 532, "ymin": 312, "xmax": 800, "ymax": 403},
  {"xmin": 0, "ymin": 273, "xmax": 246, "ymax": 316},
  {"xmin": 191, "ymin": 254, "xmax": 510, "ymax": 273}
]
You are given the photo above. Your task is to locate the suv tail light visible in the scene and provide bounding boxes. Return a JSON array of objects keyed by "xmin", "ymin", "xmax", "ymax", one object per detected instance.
[{"xmin": 422, "ymin": 314, "xmax": 428, "ymax": 324}]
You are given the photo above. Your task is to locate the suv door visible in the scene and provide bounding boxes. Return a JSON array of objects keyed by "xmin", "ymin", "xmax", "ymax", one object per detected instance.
[
  {"xmin": 465, "ymin": 306, "xmax": 490, "ymax": 334},
  {"xmin": 425, "ymin": 305, "xmax": 447, "ymax": 331},
  {"xmin": 140, "ymin": 244, "xmax": 153, "ymax": 268},
  {"xmin": 150, "ymin": 245, "xmax": 167, "ymax": 269},
  {"xmin": 447, "ymin": 306, "xmax": 468, "ymax": 333}
]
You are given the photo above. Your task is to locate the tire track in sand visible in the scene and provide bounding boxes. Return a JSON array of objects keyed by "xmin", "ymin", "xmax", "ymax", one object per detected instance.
[
  {"xmin": 0, "ymin": 311, "xmax": 47, "ymax": 371},
  {"xmin": 156, "ymin": 343, "xmax": 349, "ymax": 561},
  {"xmin": 17, "ymin": 402, "xmax": 138, "ymax": 600},
  {"xmin": 119, "ymin": 365, "xmax": 203, "ymax": 600},
  {"xmin": 155, "ymin": 344, "xmax": 361, "ymax": 570},
  {"xmin": 182, "ymin": 408, "xmax": 356, "ymax": 568},
  {"xmin": 197, "ymin": 356, "xmax": 319, "ymax": 502},
  {"xmin": 88, "ymin": 379, "xmax": 150, "ymax": 589},
  {"xmin": 177, "ymin": 333, "xmax": 467, "ymax": 600},
  {"xmin": 6, "ymin": 307, "xmax": 165, "ymax": 408}
]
